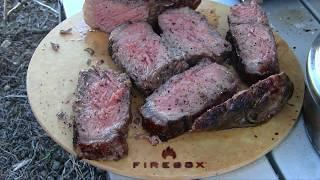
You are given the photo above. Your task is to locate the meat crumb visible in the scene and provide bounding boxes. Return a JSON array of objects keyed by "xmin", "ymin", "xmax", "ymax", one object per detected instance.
[
  {"xmin": 60, "ymin": 28, "xmax": 73, "ymax": 35},
  {"xmin": 86, "ymin": 59, "xmax": 92, "ymax": 66},
  {"xmin": 50, "ymin": 42, "xmax": 60, "ymax": 52},
  {"xmin": 148, "ymin": 136, "xmax": 162, "ymax": 146},
  {"xmin": 287, "ymin": 103, "xmax": 294, "ymax": 107},
  {"xmin": 56, "ymin": 111, "xmax": 67, "ymax": 120},
  {"xmin": 134, "ymin": 133, "xmax": 162, "ymax": 146},
  {"xmin": 84, "ymin": 48, "xmax": 95, "ymax": 56}
]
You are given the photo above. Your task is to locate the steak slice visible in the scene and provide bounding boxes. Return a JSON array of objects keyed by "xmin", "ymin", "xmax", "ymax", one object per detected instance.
[
  {"xmin": 73, "ymin": 68, "xmax": 131, "ymax": 160},
  {"xmin": 83, "ymin": 0, "xmax": 201, "ymax": 33},
  {"xmin": 226, "ymin": 23, "xmax": 279, "ymax": 84},
  {"xmin": 227, "ymin": 0, "xmax": 279, "ymax": 84},
  {"xmin": 158, "ymin": 7, "xmax": 232, "ymax": 64},
  {"xmin": 109, "ymin": 22, "xmax": 189, "ymax": 94},
  {"xmin": 140, "ymin": 61, "xmax": 239, "ymax": 141},
  {"xmin": 228, "ymin": 0, "xmax": 268, "ymax": 25},
  {"xmin": 192, "ymin": 72, "xmax": 294, "ymax": 131}
]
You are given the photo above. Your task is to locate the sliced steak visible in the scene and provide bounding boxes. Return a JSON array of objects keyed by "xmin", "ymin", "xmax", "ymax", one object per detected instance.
[
  {"xmin": 227, "ymin": 0, "xmax": 279, "ymax": 84},
  {"xmin": 109, "ymin": 22, "xmax": 189, "ymax": 94},
  {"xmin": 140, "ymin": 61, "xmax": 239, "ymax": 141},
  {"xmin": 83, "ymin": 0, "xmax": 201, "ymax": 33},
  {"xmin": 159, "ymin": 7, "xmax": 232, "ymax": 64},
  {"xmin": 73, "ymin": 68, "xmax": 131, "ymax": 160},
  {"xmin": 226, "ymin": 23, "xmax": 279, "ymax": 84},
  {"xmin": 228, "ymin": 0, "xmax": 268, "ymax": 25},
  {"xmin": 192, "ymin": 72, "xmax": 294, "ymax": 131}
]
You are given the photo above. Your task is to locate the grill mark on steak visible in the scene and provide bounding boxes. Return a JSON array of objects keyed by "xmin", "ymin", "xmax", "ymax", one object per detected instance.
[
  {"xmin": 140, "ymin": 61, "xmax": 239, "ymax": 141},
  {"xmin": 227, "ymin": 0, "xmax": 279, "ymax": 84},
  {"xmin": 73, "ymin": 68, "xmax": 131, "ymax": 160},
  {"xmin": 83, "ymin": 0, "xmax": 201, "ymax": 33},
  {"xmin": 192, "ymin": 72, "xmax": 294, "ymax": 131},
  {"xmin": 109, "ymin": 22, "xmax": 189, "ymax": 95},
  {"xmin": 159, "ymin": 7, "xmax": 232, "ymax": 64}
]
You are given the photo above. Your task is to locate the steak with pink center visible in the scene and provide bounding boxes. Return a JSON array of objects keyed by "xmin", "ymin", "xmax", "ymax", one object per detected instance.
[
  {"xmin": 141, "ymin": 61, "xmax": 239, "ymax": 140},
  {"xmin": 83, "ymin": 0, "xmax": 202, "ymax": 33},
  {"xmin": 78, "ymin": 80, "xmax": 126, "ymax": 142},
  {"xmin": 159, "ymin": 7, "xmax": 232, "ymax": 64},
  {"xmin": 110, "ymin": 22, "xmax": 189, "ymax": 94},
  {"xmin": 230, "ymin": 24, "xmax": 277, "ymax": 74},
  {"xmin": 73, "ymin": 69, "xmax": 131, "ymax": 160},
  {"xmin": 227, "ymin": 0, "xmax": 279, "ymax": 84},
  {"xmin": 95, "ymin": 1, "xmax": 148, "ymax": 33},
  {"xmin": 228, "ymin": 0, "xmax": 268, "ymax": 25}
]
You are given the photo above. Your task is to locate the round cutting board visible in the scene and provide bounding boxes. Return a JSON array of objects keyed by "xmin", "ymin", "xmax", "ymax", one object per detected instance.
[{"xmin": 27, "ymin": 1, "xmax": 305, "ymax": 179}]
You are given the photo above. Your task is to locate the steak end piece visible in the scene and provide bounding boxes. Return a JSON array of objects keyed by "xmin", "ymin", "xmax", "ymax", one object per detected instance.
[
  {"xmin": 109, "ymin": 22, "xmax": 189, "ymax": 95},
  {"xmin": 227, "ymin": 0, "xmax": 279, "ymax": 84},
  {"xmin": 73, "ymin": 68, "xmax": 131, "ymax": 160},
  {"xmin": 159, "ymin": 7, "xmax": 232, "ymax": 64},
  {"xmin": 83, "ymin": 0, "xmax": 148, "ymax": 33},
  {"xmin": 83, "ymin": 0, "xmax": 202, "ymax": 33},
  {"xmin": 141, "ymin": 61, "xmax": 239, "ymax": 141},
  {"xmin": 192, "ymin": 72, "xmax": 294, "ymax": 131},
  {"xmin": 228, "ymin": 0, "xmax": 268, "ymax": 25}
]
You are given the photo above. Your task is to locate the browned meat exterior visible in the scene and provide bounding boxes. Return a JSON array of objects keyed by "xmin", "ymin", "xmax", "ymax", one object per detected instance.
[
  {"xmin": 141, "ymin": 61, "xmax": 239, "ymax": 141},
  {"xmin": 73, "ymin": 68, "xmax": 131, "ymax": 160},
  {"xmin": 227, "ymin": 0, "xmax": 279, "ymax": 84},
  {"xmin": 192, "ymin": 72, "xmax": 294, "ymax": 131},
  {"xmin": 83, "ymin": 0, "xmax": 201, "ymax": 33},
  {"xmin": 159, "ymin": 7, "xmax": 232, "ymax": 64},
  {"xmin": 109, "ymin": 22, "xmax": 189, "ymax": 94}
]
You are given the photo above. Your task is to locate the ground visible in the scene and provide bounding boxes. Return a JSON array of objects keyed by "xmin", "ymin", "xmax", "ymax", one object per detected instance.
[{"xmin": 0, "ymin": 0, "xmax": 108, "ymax": 179}]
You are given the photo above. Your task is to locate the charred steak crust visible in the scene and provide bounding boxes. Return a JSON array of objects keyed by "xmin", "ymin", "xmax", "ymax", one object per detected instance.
[
  {"xmin": 140, "ymin": 61, "xmax": 239, "ymax": 141},
  {"xmin": 73, "ymin": 68, "xmax": 131, "ymax": 160},
  {"xmin": 192, "ymin": 72, "xmax": 294, "ymax": 131},
  {"xmin": 109, "ymin": 22, "xmax": 189, "ymax": 95},
  {"xmin": 227, "ymin": 0, "xmax": 279, "ymax": 84},
  {"xmin": 83, "ymin": 0, "xmax": 202, "ymax": 33},
  {"xmin": 159, "ymin": 7, "xmax": 232, "ymax": 64}
]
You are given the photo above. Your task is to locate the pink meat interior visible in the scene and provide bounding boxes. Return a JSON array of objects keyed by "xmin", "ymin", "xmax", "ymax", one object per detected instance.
[
  {"xmin": 94, "ymin": 1, "xmax": 149, "ymax": 32},
  {"xmin": 231, "ymin": 24, "xmax": 276, "ymax": 74},
  {"xmin": 116, "ymin": 22, "xmax": 168, "ymax": 77},
  {"xmin": 78, "ymin": 74, "xmax": 128, "ymax": 142},
  {"xmin": 229, "ymin": 1, "xmax": 267, "ymax": 25},
  {"xmin": 152, "ymin": 63, "xmax": 236, "ymax": 120},
  {"xmin": 159, "ymin": 8, "xmax": 228, "ymax": 56}
]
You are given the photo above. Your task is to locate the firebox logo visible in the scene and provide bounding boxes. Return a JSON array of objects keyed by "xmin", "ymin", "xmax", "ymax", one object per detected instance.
[
  {"xmin": 162, "ymin": 146, "xmax": 176, "ymax": 159},
  {"xmin": 132, "ymin": 146, "xmax": 206, "ymax": 169}
]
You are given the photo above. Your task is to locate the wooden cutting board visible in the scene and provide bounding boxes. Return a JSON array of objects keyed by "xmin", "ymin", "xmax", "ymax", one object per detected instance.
[{"xmin": 27, "ymin": 1, "xmax": 305, "ymax": 179}]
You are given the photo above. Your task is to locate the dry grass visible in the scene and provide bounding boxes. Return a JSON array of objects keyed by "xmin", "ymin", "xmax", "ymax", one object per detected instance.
[{"xmin": 0, "ymin": 1, "xmax": 108, "ymax": 179}]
